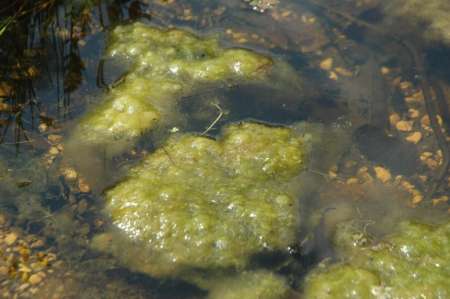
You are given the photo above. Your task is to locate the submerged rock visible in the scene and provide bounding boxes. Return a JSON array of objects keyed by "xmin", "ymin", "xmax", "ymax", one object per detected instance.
[
  {"xmin": 68, "ymin": 22, "xmax": 274, "ymax": 155},
  {"xmin": 303, "ymin": 220, "xmax": 450, "ymax": 298},
  {"xmin": 92, "ymin": 122, "xmax": 307, "ymax": 281}
]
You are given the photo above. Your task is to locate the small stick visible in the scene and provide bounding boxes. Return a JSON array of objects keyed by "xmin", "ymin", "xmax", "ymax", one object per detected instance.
[{"xmin": 201, "ymin": 103, "xmax": 223, "ymax": 135}]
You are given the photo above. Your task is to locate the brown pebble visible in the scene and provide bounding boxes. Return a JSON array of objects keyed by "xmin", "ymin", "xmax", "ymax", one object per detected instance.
[
  {"xmin": 374, "ymin": 166, "xmax": 391, "ymax": 183},
  {"xmin": 399, "ymin": 81, "xmax": 413, "ymax": 91},
  {"xmin": 38, "ymin": 123, "xmax": 48, "ymax": 132},
  {"xmin": 432, "ymin": 195, "xmax": 449, "ymax": 206},
  {"xmin": 421, "ymin": 115, "xmax": 431, "ymax": 129},
  {"xmin": 389, "ymin": 113, "xmax": 401, "ymax": 126},
  {"xmin": 408, "ymin": 108, "xmax": 420, "ymax": 119},
  {"xmin": 334, "ymin": 67, "xmax": 353, "ymax": 77},
  {"xmin": 28, "ymin": 273, "xmax": 43, "ymax": 285},
  {"xmin": 62, "ymin": 167, "xmax": 78, "ymax": 181},
  {"xmin": 424, "ymin": 158, "xmax": 439, "ymax": 169},
  {"xmin": 329, "ymin": 71, "xmax": 338, "ymax": 80},
  {"xmin": 346, "ymin": 177, "xmax": 359, "ymax": 185},
  {"xmin": 30, "ymin": 240, "xmax": 45, "ymax": 249},
  {"xmin": 0, "ymin": 266, "xmax": 8, "ymax": 276},
  {"xmin": 319, "ymin": 58, "xmax": 333, "ymax": 71},
  {"xmin": 420, "ymin": 152, "xmax": 433, "ymax": 161},
  {"xmin": 396, "ymin": 120, "xmax": 413, "ymax": 132},
  {"xmin": 47, "ymin": 134, "xmax": 62, "ymax": 143},
  {"xmin": 411, "ymin": 194, "xmax": 423, "ymax": 205},
  {"xmin": 404, "ymin": 90, "xmax": 424, "ymax": 104},
  {"xmin": 5, "ymin": 232, "xmax": 18, "ymax": 245},
  {"xmin": 380, "ymin": 66, "xmax": 390, "ymax": 75},
  {"xmin": 78, "ymin": 178, "xmax": 91, "ymax": 193},
  {"xmin": 17, "ymin": 283, "xmax": 30, "ymax": 292},
  {"xmin": 48, "ymin": 146, "xmax": 60, "ymax": 156},
  {"xmin": 405, "ymin": 132, "xmax": 422, "ymax": 144}
]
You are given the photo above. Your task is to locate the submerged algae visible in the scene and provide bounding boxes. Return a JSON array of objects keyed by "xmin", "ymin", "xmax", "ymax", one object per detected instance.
[
  {"xmin": 303, "ymin": 220, "xmax": 450, "ymax": 299},
  {"xmin": 70, "ymin": 23, "xmax": 273, "ymax": 154},
  {"xmin": 207, "ymin": 270, "xmax": 291, "ymax": 299},
  {"xmin": 93, "ymin": 122, "xmax": 306, "ymax": 280}
]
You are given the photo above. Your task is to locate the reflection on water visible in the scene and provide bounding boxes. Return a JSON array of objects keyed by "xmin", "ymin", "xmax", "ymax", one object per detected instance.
[{"xmin": 0, "ymin": 0, "xmax": 449, "ymax": 298}]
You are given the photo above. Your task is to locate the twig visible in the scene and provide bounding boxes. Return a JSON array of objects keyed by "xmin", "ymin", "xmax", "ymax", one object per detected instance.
[{"xmin": 201, "ymin": 103, "xmax": 223, "ymax": 135}]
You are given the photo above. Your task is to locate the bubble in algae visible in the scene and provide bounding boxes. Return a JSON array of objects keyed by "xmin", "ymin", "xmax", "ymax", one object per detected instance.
[
  {"xmin": 303, "ymin": 220, "xmax": 450, "ymax": 299},
  {"xmin": 68, "ymin": 22, "xmax": 273, "ymax": 155},
  {"xmin": 92, "ymin": 122, "xmax": 307, "ymax": 280}
]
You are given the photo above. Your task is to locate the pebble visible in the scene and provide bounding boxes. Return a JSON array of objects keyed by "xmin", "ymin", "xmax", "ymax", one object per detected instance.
[
  {"xmin": 319, "ymin": 57, "xmax": 333, "ymax": 71},
  {"xmin": 374, "ymin": 166, "xmax": 391, "ymax": 183},
  {"xmin": 62, "ymin": 167, "xmax": 78, "ymax": 181},
  {"xmin": 30, "ymin": 240, "xmax": 45, "ymax": 249},
  {"xmin": 0, "ymin": 266, "xmax": 8, "ymax": 276},
  {"xmin": 380, "ymin": 66, "xmax": 390, "ymax": 75},
  {"xmin": 4, "ymin": 232, "xmax": 18, "ymax": 245},
  {"xmin": 405, "ymin": 132, "xmax": 422, "ymax": 144},
  {"xmin": 346, "ymin": 177, "xmax": 359, "ymax": 185},
  {"xmin": 38, "ymin": 123, "xmax": 48, "ymax": 133},
  {"xmin": 389, "ymin": 113, "xmax": 401, "ymax": 126},
  {"xmin": 432, "ymin": 195, "xmax": 449, "ymax": 206},
  {"xmin": 28, "ymin": 273, "xmax": 43, "ymax": 285},
  {"xmin": 396, "ymin": 120, "xmax": 413, "ymax": 132},
  {"xmin": 47, "ymin": 134, "xmax": 62, "ymax": 144},
  {"xmin": 411, "ymin": 194, "xmax": 423, "ymax": 205},
  {"xmin": 421, "ymin": 115, "xmax": 431, "ymax": 130},
  {"xmin": 17, "ymin": 283, "xmax": 29, "ymax": 292},
  {"xmin": 78, "ymin": 178, "xmax": 91, "ymax": 193},
  {"xmin": 48, "ymin": 146, "xmax": 60, "ymax": 156},
  {"xmin": 408, "ymin": 108, "xmax": 420, "ymax": 119},
  {"xmin": 399, "ymin": 81, "xmax": 413, "ymax": 91},
  {"xmin": 329, "ymin": 71, "xmax": 338, "ymax": 80},
  {"xmin": 404, "ymin": 90, "xmax": 424, "ymax": 104},
  {"xmin": 334, "ymin": 67, "xmax": 353, "ymax": 77},
  {"xmin": 420, "ymin": 152, "xmax": 433, "ymax": 161}
]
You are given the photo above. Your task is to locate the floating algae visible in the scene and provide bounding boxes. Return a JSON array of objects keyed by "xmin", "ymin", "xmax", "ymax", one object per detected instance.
[
  {"xmin": 303, "ymin": 220, "xmax": 450, "ymax": 299},
  {"xmin": 68, "ymin": 22, "xmax": 275, "ymax": 156},
  {"xmin": 92, "ymin": 122, "xmax": 307, "ymax": 288}
]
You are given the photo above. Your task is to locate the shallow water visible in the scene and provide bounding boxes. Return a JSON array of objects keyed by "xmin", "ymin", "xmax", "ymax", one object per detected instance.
[{"xmin": 0, "ymin": 0, "xmax": 449, "ymax": 298}]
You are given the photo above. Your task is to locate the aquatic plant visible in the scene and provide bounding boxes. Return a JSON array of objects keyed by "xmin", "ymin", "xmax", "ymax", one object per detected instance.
[
  {"xmin": 92, "ymin": 122, "xmax": 306, "ymax": 282},
  {"xmin": 68, "ymin": 22, "xmax": 305, "ymax": 155},
  {"xmin": 303, "ymin": 220, "xmax": 450, "ymax": 298}
]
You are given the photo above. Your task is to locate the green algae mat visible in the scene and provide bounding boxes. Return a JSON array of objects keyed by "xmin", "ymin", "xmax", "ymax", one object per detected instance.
[
  {"xmin": 69, "ymin": 23, "xmax": 275, "ymax": 154},
  {"xmin": 303, "ymin": 220, "xmax": 450, "ymax": 299},
  {"xmin": 93, "ymin": 122, "xmax": 307, "ymax": 279}
]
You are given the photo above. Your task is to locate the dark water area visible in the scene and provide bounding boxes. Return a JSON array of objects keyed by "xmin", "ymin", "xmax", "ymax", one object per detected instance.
[{"xmin": 0, "ymin": 0, "xmax": 449, "ymax": 298}]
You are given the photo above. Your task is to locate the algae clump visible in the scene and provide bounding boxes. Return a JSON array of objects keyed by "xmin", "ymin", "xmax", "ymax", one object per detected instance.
[
  {"xmin": 303, "ymin": 220, "xmax": 450, "ymax": 299},
  {"xmin": 69, "ymin": 23, "xmax": 273, "ymax": 154},
  {"xmin": 92, "ymin": 122, "xmax": 306, "ymax": 280}
]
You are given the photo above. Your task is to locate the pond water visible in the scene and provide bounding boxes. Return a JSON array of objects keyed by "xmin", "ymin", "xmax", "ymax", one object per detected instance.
[{"xmin": 0, "ymin": 0, "xmax": 449, "ymax": 298}]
